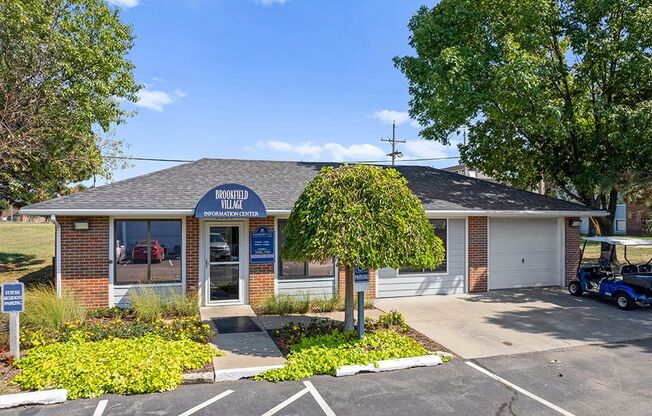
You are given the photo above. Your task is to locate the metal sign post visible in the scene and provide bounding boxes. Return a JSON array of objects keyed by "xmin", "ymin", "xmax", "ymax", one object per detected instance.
[
  {"xmin": 353, "ymin": 267, "xmax": 370, "ymax": 339},
  {"xmin": 2, "ymin": 282, "xmax": 24, "ymax": 359}
]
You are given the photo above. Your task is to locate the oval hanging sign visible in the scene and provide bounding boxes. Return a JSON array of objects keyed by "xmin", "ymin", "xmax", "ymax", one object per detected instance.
[{"xmin": 195, "ymin": 183, "xmax": 267, "ymax": 218}]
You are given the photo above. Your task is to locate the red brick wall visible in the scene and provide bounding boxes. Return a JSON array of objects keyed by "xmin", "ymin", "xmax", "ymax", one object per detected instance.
[
  {"xmin": 58, "ymin": 216, "xmax": 109, "ymax": 307},
  {"xmin": 468, "ymin": 216, "xmax": 488, "ymax": 292},
  {"xmin": 248, "ymin": 217, "xmax": 275, "ymax": 305},
  {"xmin": 565, "ymin": 217, "xmax": 581, "ymax": 286},
  {"xmin": 185, "ymin": 217, "xmax": 199, "ymax": 296},
  {"xmin": 337, "ymin": 265, "xmax": 376, "ymax": 299}
]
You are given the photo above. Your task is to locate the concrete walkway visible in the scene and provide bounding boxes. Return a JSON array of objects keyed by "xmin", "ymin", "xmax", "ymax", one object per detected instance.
[
  {"xmin": 375, "ymin": 288, "xmax": 652, "ymax": 358},
  {"xmin": 200, "ymin": 306, "xmax": 286, "ymax": 379}
]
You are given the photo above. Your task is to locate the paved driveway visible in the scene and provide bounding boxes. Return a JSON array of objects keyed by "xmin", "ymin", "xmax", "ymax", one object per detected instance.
[{"xmin": 375, "ymin": 288, "xmax": 652, "ymax": 358}]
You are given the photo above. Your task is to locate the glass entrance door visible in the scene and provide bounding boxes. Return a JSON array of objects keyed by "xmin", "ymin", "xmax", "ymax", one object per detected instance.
[{"xmin": 207, "ymin": 224, "xmax": 242, "ymax": 303}]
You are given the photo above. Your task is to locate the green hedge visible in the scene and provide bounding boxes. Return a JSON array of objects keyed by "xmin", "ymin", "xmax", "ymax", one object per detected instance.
[
  {"xmin": 256, "ymin": 329, "xmax": 426, "ymax": 382},
  {"xmin": 13, "ymin": 334, "xmax": 218, "ymax": 399}
]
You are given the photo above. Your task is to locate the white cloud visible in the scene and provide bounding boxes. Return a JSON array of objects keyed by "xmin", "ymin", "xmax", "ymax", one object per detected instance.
[
  {"xmin": 266, "ymin": 140, "xmax": 321, "ymax": 155},
  {"xmin": 173, "ymin": 89, "xmax": 187, "ymax": 99},
  {"xmin": 371, "ymin": 110, "xmax": 411, "ymax": 126},
  {"xmin": 322, "ymin": 143, "xmax": 385, "ymax": 161},
  {"xmin": 402, "ymin": 140, "xmax": 452, "ymax": 159},
  {"xmin": 255, "ymin": 0, "xmax": 288, "ymax": 6},
  {"xmin": 106, "ymin": 0, "xmax": 139, "ymax": 8},
  {"xmin": 258, "ymin": 141, "xmax": 386, "ymax": 162},
  {"xmin": 135, "ymin": 89, "xmax": 174, "ymax": 112}
]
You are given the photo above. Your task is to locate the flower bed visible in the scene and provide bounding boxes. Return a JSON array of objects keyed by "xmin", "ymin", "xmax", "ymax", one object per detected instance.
[
  {"xmin": 258, "ymin": 311, "xmax": 449, "ymax": 382},
  {"xmin": 6, "ymin": 289, "xmax": 220, "ymax": 399},
  {"xmin": 21, "ymin": 316, "xmax": 213, "ymax": 349},
  {"xmin": 13, "ymin": 334, "xmax": 218, "ymax": 399}
]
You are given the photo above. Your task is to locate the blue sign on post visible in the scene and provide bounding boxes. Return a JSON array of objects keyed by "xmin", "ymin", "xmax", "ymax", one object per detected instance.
[
  {"xmin": 354, "ymin": 266, "xmax": 370, "ymax": 292},
  {"xmin": 195, "ymin": 183, "xmax": 267, "ymax": 218},
  {"xmin": 251, "ymin": 226, "xmax": 275, "ymax": 264},
  {"xmin": 2, "ymin": 282, "xmax": 24, "ymax": 313}
]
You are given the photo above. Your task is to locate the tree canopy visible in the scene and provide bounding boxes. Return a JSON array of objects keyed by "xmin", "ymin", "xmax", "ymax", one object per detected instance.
[
  {"xmin": 0, "ymin": 0, "xmax": 140, "ymax": 207},
  {"xmin": 395, "ymin": 0, "xmax": 652, "ymax": 233},
  {"xmin": 282, "ymin": 164, "xmax": 444, "ymax": 330},
  {"xmin": 281, "ymin": 164, "xmax": 445, "ymax": 271}
]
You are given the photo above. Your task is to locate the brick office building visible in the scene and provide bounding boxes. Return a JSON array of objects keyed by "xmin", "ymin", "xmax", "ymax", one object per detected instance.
[{"xmin": 21, "ymin": 159, "xmax": 606, "ymax": 308}]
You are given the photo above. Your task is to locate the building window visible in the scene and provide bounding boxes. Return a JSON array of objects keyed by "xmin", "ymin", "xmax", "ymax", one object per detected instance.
[
  {"xmin": 277, "ymin": 220, "xmax": 335, "ymax": 278},
  {"xmin": 115, "ymin": 220, "xmax": 182, "ymax": 284},
  {"xmin": 399, "ymin": 219, "xmax": 447, "ymax": 274}
]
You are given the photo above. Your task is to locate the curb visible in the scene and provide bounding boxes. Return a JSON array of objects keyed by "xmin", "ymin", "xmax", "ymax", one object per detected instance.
[
  {"xmin": 183, "ymin": 371, "xmax": 215, "ymax": 383},
  {"xmin": 335, "ymin": 354, "xmax": 443, "ymax": 377},
  {"xmin": 214, "ymin": 364, "xmax": 285, "ymax": 382},
  {"xmin": 0, "ymin": 389, "xmax": 68, "ymax": 409}
]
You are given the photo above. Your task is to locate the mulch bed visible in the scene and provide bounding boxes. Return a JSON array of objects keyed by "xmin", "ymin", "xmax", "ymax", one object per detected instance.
[
  {"xmin": 267, "ymin": 319, "xmax": 459, "ymax": 359},
  {"xmin": 0, "ymin": 354, "xmax": 20, "ymax": 394}
]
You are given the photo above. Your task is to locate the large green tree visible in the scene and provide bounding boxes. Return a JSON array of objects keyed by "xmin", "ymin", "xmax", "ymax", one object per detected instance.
[
  {"xmin": 0, "ymin": 0, "xmax": 140, "ymax": 206},
  {"xmin": 395, "ymin": 0, "xmax": 652, "ymax": 234},
  {"xmin": 282, "ymin": 164, "xmax": 445, "ymax": 330}
]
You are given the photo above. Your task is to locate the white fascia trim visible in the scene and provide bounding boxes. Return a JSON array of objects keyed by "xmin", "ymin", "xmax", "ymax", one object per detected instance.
[
  {"xmin": 24, "ymin": 208, "xmax": 606, "ymax": 217},
  {"xmin": 424, "ymin": 210, "xmax": 608, "ymax": 217},
  {"xmin": 22, "ymin": 209, "xmax": 194, "ymax": 216}
]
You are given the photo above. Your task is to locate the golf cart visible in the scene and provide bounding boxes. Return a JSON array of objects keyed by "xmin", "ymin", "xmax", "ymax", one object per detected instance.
[{"xmin": 569, "ymin": 236, "xmax": 652, "ymax": 310}]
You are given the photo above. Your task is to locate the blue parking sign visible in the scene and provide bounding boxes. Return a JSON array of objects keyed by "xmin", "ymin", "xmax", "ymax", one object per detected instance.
[
  {"xmin": 2, "ymin": 282, "xmax": 24, "ymax": 313},
  {"xmin": 354, "ymin": 266, "xmax": 370, "ymax": 292}
]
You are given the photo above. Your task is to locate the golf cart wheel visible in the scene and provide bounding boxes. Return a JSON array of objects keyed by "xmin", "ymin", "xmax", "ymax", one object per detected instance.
[
  {"xmin": 615, "ymin": 293, "xmax": 635, "ymax": 310},
  {"xmin": 568, "ymin": 281, "xmax": 583, "ymax": 297}
]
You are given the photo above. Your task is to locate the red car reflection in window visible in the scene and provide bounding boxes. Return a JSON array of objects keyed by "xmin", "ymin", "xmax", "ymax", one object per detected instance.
[{"xmin": 132, "ymin": 240, "xmax": 165, "ymax": 262}]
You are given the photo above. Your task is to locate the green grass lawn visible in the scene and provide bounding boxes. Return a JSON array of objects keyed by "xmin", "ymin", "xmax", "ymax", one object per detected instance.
[
  {"xmin": 581, "ymin": 236, "xmax": 652, "ymax": 265},
  {"xmin": 0, "ymin": 222, "xmax": 55, "ymax": 285}
]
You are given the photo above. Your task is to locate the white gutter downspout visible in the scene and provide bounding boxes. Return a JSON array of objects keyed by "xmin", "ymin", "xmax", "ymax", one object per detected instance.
[{"xmin": 50, "ymin": 215, "xmax": 62, "ymax": 297}]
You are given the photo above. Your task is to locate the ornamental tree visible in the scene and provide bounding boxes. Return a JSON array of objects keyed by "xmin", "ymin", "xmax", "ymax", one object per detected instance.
[
  {"xmin": 281, "ymin": 164, "xmax": 445, "ymax": 330},
  {"xmin": 395, "ymin": 0, "xmax": 652, "ymax": 234}
]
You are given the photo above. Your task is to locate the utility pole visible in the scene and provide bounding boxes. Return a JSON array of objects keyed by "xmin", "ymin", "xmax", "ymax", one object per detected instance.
[{"xmin": 381, "ymin": 121, "xmax": 406, "ymax": 166}]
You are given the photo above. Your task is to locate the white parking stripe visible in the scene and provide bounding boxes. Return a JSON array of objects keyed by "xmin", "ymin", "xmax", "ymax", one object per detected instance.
[
  {"xmin": 92, "ymin": 400, "xmax": 108, "ymax": 416},
  {"xmin": 465, "ymin": 361, "xmax": 576, "ymax": 416},
  {"xmin": 260, "ymin": 387, "xmax": 309, "ymax": 416},
  {"xmin": 304, "ymin": 381, "xmax": 336, "ymax": 416},
  {"xmin": 177, "ymin": 390, "xmax": 234, "ymax": 416}
]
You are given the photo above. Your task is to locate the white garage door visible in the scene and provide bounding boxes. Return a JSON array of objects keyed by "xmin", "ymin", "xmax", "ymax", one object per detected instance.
[{"xmin": 488, "ymin": 218, "xmax": 562, "ymax": 290}]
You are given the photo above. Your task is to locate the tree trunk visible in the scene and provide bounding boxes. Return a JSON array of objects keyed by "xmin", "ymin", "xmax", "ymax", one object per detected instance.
[
  {"xmin": 580, "ymin": 191, "xmax": 616, "ymax": 236},
  {"xmin": 343, "ymin": 265, "xmax": 354, "ymax": 331}
]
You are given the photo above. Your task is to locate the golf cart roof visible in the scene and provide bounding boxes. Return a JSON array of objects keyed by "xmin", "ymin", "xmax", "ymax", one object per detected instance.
[{"xmin": 584, "ymin": 236, "xmax": 652, "ymax": 246}]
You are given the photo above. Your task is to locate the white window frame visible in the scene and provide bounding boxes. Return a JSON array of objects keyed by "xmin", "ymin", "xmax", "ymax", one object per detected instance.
[
  {"xmin": 397, "ymin": 218, "xmax": 449, "ymax": 276},
  {"xmin": 108, "ymin": 216, "xmax": 186, "ymax": 307}
]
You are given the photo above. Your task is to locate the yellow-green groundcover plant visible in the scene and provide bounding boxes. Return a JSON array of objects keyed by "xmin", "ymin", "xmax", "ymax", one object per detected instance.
[
  {"xmin": 256, "ymin": 330, "xmax": 427, "ymax": 382},
  {"xmin": 13, "ymin": 334, "xmax": 219, "ymax": 399}
]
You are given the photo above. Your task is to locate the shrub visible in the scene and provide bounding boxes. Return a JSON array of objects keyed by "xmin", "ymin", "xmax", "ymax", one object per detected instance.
[
  {"xmin": 255, "ymin": 294, "xmax": 372, "ymax": 315},
  {"xmin": 13, "ymin": 334, "xmax": 219, "ymax": 399},
  {"xmin": 164, "ymin": 292, "xmax": 199, "ymax": 318},
  {"xmin": 22, "ymin": 286, "xmax": 85, "ymax": 331},
  {"xmin": 256, "ymin": 329, "xmax": 426, "ymax": 382},
  {"xmin": 130, "ymin": 289, "xmax": 198, "ymax": 322},
  {"xmin": 375, "ymin": 310, "xmax": 408, "ymax": 332},
  {"xmin": 21, "ymin": 317, "xmax": 214, "ymax": 349},
  {"xmin": 255, "ymin": 294, "xmax": 310, "ymax": 315},
  {"xmin": 272, "ymin": 318, "xmax": 342, "ymax": 351},
  {"xmin": 130, "ymin": 288, "xmax": 165, "ymax": 322},
  {"xmin": 308, "ymin": 296, "xmax": 340, "ymax": 313},
  {"xmin": 87, "ymin": 306, "xmax": 132, "ymax": 320}
]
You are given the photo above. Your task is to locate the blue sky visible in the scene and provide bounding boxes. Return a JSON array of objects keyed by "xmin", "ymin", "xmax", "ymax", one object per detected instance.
[{"xmin": 104, "ymin": 0, "xmax": 458, "ymax": 184}]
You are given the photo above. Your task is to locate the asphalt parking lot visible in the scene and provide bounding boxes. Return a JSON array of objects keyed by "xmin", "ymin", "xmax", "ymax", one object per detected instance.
[{"xmin": 5, "ymin": 338, "xmax": 652, "ymax": 416}]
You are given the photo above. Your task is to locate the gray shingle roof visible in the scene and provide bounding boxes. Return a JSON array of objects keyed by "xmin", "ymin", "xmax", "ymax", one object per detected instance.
[{"xmin": 22, "ymin": 158, "xmax": 597, "ymax": 213}]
